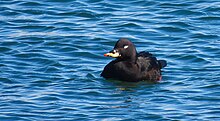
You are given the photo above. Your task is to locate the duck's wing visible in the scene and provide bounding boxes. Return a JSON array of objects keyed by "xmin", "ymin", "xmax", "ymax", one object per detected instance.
[
  {"xmin": 137, "ymin": 51, "xmax": 153, "ymax": 57},
  {"xmin": 137, "ymin": 51, "xmax": 167, "ymax": 69},
  {"xmin": 137, "ymin": 51, "xmax": 166, "ymax": 81},
  {"xmin": 137, "ymin": 53, "xmax": 158, "ymax": 72}
]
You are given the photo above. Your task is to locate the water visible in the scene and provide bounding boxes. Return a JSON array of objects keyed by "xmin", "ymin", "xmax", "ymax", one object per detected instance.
[{"xmin": 0, "ymin": 0, "xmax": 220, "ymax": 120}]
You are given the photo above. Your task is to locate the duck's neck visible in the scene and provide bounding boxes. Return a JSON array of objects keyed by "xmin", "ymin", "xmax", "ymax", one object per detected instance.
[
  {"xmin": 128, "ymin": 55, "xmax": 137, "ymax": 63},
  {"xmin": 118, "ymin": 53, "xmax": 137, "ymax": 63}
]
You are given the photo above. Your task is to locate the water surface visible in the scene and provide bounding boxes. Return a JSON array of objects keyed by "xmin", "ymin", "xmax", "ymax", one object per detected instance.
[{"xmin": 0, "ymin": 0, "xmax": 220, "ymax": 120}]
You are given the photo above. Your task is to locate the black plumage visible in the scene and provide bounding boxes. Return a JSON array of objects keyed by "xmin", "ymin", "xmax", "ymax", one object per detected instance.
[{"xmin": 101, "ymin": 38, "xmax": 167, "ymax": 82}]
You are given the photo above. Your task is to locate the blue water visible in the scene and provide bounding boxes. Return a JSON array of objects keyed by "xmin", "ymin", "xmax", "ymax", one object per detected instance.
[{"xmin": 0, "ymin": 0, "xmax": 220, "ymax": 120}]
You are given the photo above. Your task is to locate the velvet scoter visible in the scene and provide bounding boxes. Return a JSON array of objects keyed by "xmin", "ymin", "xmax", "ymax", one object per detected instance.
[{"xmin": 101, "ymin": 38, "xmax": 167, "ymax": 82}]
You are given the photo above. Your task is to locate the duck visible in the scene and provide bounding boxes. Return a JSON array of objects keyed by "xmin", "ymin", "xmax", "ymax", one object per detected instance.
[{"xmin": 101, "ymin": 38, "xmax": 167, "ymax": 82}]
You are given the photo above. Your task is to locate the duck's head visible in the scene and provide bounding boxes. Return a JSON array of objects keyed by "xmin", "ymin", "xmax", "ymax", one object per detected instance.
[{"xmin": 104, "ymin": 38, "xmax": 137, "ymax": 62}]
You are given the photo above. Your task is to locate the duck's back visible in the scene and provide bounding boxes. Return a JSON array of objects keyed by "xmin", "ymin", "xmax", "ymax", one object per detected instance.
[{"xmin": 137, "ymin": 51, "xmax": 167, "ymax": 81}]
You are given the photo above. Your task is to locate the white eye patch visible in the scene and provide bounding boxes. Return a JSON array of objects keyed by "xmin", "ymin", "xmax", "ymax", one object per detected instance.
[{"xmin": 123, "ymin": 45, "xmax": 129, "ymax": 49}]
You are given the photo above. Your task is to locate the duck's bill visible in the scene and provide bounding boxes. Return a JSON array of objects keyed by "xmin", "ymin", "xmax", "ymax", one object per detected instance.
[{"xmin": 104, "ymin": 52, "xmax": 121, "ymax": 58}]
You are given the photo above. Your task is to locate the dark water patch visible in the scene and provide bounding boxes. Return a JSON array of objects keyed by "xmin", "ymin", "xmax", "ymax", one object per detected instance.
[
  {"xmin": 30, "ymin": 80, "xmax": 53, "ymax": 86},
  {"xmin": 158, "ymin": 2, "xmax": 192, "ymax": 8},
  {"xmin": 102, "ymin": 2, "xmax": 127, "ymax": 9},
  {"xmin": 10, "ymin": 25, "xmax": 55, "ymax": 32},
  {"xmin": 0, "ymin": 77, "xmax": 14, "ymax": 84},
  {"xmin": 69, "ymin": 10, "xmax": 98, "ymax": 19},
  {"xmin": 0, "ymin": 41, "xmax": 20, "ymax": 47},
  {"xmin": 203, "ymin": 6, "xmax": 220, "ymax": 13},
  {"xmin": 114, "ymin": 22, "xmax": 143, "ymax": 28},
  {"xmin": 0, "ymin": 21, "xmax": 15, "ymax": 27},
  {"xmin": 0, "ymin": 46, "xmax": 12, "ymax": 53},
  {"xmin": 0, "ymin": 0, "xmax": 20, "ymax": 5},
  {"xmin": 0, "ymin": 8, "xmax": 21, "ymax": 16},
  {"xmin": 54, "ymin": 46, "xmax": 78, "ymax": 54},
  {"xmin": 15, "ymin": 8, "xmax": 57, "ymax": 16},
  {"xmin": 195, "ymin": 16, "xmax": 220, "ymax": 21},
  {"xmin": 17, "ymin": 1, "xmax": 48, "ymax": 7},
  {"xmin": 199, "ymin": 46, "xmax": 220, "ymax": 55},
  {"xmin": 33, "ymin": 95, "xmax": 61, "ymax": 102},
  {"xmin": 152, "ymin": 15, "xmax": 176, "ymax": 20},
  {"xmin": 17, "ymin": 9, "xmax": 49, "ymax": 15},
  {"xmin": 199, "ymin": 84, "xmax": 220, "ymax": 90},
  {"xmin": 12, "ymin": 52, "xmax": 50, "ymax": 61},
  {"xmin": 165, "ymin": 21, "xmax": 192, "ymax": 28},
  {"xmin": 182, "ymin": 10, "xmax": 205, "ymax": 17},
  {"xmin": 156, "ymin": 26, "xmax": 189, "ymax": 34},
  {"xmin": 159, "ymin": 9, "xmax": 204, "ymax": 16},
  {"xmin": 129, "ymin": 1, "xmax": 157, "ymax": 6},
  {"xmin": 188, "ymin": 55, "xmax": 210, "ymax": 63},
  {"xmin": 45, "ymin": 0, "xmax": 74, "ymax": 3},
  {"xmin": 191, "ymin": 33, "xmax": 219, "ymax": 39},
  {"xmin": 9, "ymin": 19, "xmax": 43, "ymax": 24},
  {"xmin": 70, "ymin": 1, "xmax": 88, "ymax": 8}
]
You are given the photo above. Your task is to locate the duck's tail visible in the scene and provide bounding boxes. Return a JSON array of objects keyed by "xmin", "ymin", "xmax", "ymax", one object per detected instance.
[{"xmin": 158, "ymin": 60, "xmax": 167, "ymax": 69}]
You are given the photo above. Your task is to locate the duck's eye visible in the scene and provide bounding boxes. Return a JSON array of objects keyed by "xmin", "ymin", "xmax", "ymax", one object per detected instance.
[{"xmin": 123, "ymin": 45, "xmax": 129, "ymax": 49}]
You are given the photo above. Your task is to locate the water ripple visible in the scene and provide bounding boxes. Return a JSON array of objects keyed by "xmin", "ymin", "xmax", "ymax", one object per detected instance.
[{"xmin": 0, "ymin": 0, "xmax": 220, "ymax": 120}]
